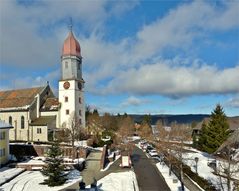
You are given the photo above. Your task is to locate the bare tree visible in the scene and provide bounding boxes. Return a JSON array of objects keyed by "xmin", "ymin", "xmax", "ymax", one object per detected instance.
[
  {"xmin": 216, "ymin": 132, "xmax": 239, "ymax": 191},
  {"xmin": 156, "ymin": 121, "xmax": 192, "ymax": 191},
  {"xmin": 117, "ymin": 116, "xmax": 135, "ymax": 143},
  {"xmin": 87, "ymin": 110, "xmax": 103, "ymax": 145}
]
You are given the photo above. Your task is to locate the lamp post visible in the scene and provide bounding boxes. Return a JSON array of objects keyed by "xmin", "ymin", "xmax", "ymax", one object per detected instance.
[
  {"xmin": 77, "ymin": 149, "xmax": 80, "ymax": 169},
  {"xmin": 195, "ymin": 157, "xmax": 199, "ymax": 174}
]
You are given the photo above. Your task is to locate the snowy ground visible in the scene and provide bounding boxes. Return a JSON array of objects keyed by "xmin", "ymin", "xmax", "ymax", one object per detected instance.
[
  {"xmin": 85, "ymin": 171, "xmax": 139, "ymax": 191},
  {"xmin": 156, "ymin": 162, "xmax": 190, "ymax": 191},
  {"xmin": 182, "ymin": 147, "xmax": 239, "ymax": 191},
  {"xmin": 0, "ymin": 169, "xmax": 81, "ymax": 191},
  {"xmin": 0, "ymin": 167, "xmax": 25, "ymax": 185}
]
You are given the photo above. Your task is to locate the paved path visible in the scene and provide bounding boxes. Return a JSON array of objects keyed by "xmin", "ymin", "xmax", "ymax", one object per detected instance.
[
  {"xmin": 131, "ymin": 146, "xmax": 171, "ymax": 191},
  {"xmin": 81, "ymin": 150, "xmax": 102, "ymax": 186}
]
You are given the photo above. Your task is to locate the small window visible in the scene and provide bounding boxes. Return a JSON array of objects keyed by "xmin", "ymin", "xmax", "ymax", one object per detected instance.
[
  {"xmin": 0, "ymin": 149, "xmax": 4, "ymax": 157},
  {"xmin": 21, "ymin": 116, "xmax": 25, "ymax": 129},
  {"xmin": 79, "ymin": 119, "xmax": 82, "ymax": 125},
  {"xmin": 0, "ymin": 132, "xmax": 5, "ymax": 140},
  {"xmin": 65, "ymin": 96, "xmax": 68, "ymax": 102},
  {"xmin": 65, "ymin": 61, "xmax": 68, "ymax": 69},
  {"xmin": 9, "ymin": 116, "xmax": 12, "ymax": 125},
  {"xmin": 79, "ymin": 110, "xmax": 81, "ymax": 116},
  {"xmin": 66, "ymin": 109, "xmax": 69, "ymax": 115},
  {"xmin": 79, "ymin": 97, "xmax": 81, "ymax": 103},
  {"xmin": 37, "ymin": 128, "xmax": 42, "ymax": 134}
]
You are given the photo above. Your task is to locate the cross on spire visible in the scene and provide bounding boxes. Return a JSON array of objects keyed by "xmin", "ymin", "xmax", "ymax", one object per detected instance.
[{"xmin": 68, "ymin": 17, "xmax": 73, "ymax": 32}]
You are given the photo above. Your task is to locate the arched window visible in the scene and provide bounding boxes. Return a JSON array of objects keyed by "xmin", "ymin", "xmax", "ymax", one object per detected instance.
[
  {"xmin": 9, "ymin": 116, "xmax": 12, "ymax": 125},
  {"xmin": 21, "ymin": 116, "xmax": 25, "ymax": 129}
]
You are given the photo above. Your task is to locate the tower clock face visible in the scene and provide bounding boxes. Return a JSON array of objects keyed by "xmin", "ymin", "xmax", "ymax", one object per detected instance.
[{"xmin": 63, "ymin": 81, "xmax": 70, "ymax": 89}]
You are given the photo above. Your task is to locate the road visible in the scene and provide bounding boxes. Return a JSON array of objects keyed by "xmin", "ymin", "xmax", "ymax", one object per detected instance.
[{"xmin": 131, "ymin": 146, "xmax": 171, "ymax": 191}]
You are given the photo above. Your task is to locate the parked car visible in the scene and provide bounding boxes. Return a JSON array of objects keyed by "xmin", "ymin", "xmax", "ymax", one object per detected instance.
[
  {"xmin": 149, "ymin": 150, "xmax": 158, "ymax": 157},
  {"xmin": 207, "ymin": 159, "xmax": 217, "ymax": 170},
  {"xmin": 146, "ymin": 146, "xmax": 155, "ymax": 153}
]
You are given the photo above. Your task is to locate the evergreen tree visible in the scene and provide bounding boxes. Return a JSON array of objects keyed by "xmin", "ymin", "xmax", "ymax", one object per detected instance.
[
  {"xmin": 142, "ymin": 114, "xmax": 152, "ymax": 126},
  {"xmin": 41, "ymin": 142, "xmax": 66, "ymax": 186},
  {"xmin": 199, "ymin": 104, "xmax": 230, "ymax": 153}
]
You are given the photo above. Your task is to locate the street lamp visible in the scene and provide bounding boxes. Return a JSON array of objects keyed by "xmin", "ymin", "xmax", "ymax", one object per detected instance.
[
  {"xmin": 195, "ymin": 157, "xmax": 199, "ymax": 174},
  {"xmin": 77, "ymin": 149, "xmax": 80, "ymax": 169}
]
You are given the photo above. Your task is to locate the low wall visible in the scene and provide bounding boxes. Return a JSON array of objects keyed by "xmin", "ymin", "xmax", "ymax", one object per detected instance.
[{"xmin": 10, "ymin": 144, "xmax": 87, "ymax": 159}]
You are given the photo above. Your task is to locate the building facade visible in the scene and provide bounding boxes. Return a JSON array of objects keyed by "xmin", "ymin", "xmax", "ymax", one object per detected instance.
[
  {"xmin": 0, "ymin": 121, "xmax": 13, "ymax": 166},
  {"xmin": 0, "ymin": 29, "xmax": 85, "ymax": 142}
]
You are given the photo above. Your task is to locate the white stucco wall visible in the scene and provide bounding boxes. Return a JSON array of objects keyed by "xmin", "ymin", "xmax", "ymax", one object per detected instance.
[
  {"xmin": 31, "ymin": 126, "xmax": 48, "ymax": 142},
  {"xmin": 59, "ymin": 80, "xmax": 85, "ymax": 128},
  {"xmin": 0, "ymin": 111, "xmax": 30, "ymax": 141}
]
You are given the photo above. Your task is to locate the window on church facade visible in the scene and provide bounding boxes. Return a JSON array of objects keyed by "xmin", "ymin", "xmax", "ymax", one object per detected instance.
[
  {"xmin": 79, "ymin": 119, "xmax": 82, "ymax": 125},
  {"xmin": 66, "ymin": 109, "xmax": 69, "ymax": 115},
  {"xmin": 79, "ymin": 97, "xmax": 81, "ymax": 103},
  {"xmin": 79, "ymin": 110, "xmax": 81, "ymax": 116},
  {"xmin": 65, "ymin": 61, "xmax": 68, "ymax": 68},
  {"xmin": 9, "ymin": 116, "xmax": 12, "ymax": 125},
  {"xmin": 65, "ymin": 96, "xmax": 68, "ymax": 102},
  {"xmin": 21, "ymin": 116, "xmax": 24, "ymax": 129},
  {"xmin": 37, "ymin": 128, "xmax": 42, "ymax": 134}
]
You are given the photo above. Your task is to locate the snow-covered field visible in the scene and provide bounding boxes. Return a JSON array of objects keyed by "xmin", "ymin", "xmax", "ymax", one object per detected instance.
[
  {"xmin": 156, "ymin": 162, "xmax": 190, "ymax": 191},
  {"xmin": 86, "ymin": 171, "xmax": 139, "ymax": 191},
  {"xmin": 0, "ymin": 170, "xmax": 81, "ymax": 191},
  {"xmin": 182, "ymin": 147, "xmax": 239, "ymax": 191}
]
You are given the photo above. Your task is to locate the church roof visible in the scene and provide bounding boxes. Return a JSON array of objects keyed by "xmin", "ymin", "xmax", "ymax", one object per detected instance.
[
  {"xmin": 30, "ymin": 116, "xmax": 56, "ymax": 126},
  {"xmin": 0, "ymin": 86, "xmax": 45, "ymax": 110},
  {"xmin": 62, "ymin": 31, "xmax": 81, "ymax": 57},
  {"xmin": 41, "ymin": 97, "xmax": 60, "ymax": 111}
]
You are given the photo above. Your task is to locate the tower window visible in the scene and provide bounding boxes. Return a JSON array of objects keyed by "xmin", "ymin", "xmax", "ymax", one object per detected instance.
[
  {"xmin": 9, "ymin": 116, "xmax": 12, "ymax": 125},
  {"xmin": 66, "ymin": 109, "xmax": 69, "ymax": 115},
  {"xmin": 65, "ymin": 96, "xmax": 68, "ymax": 102},
  {"xmin": 65, "ymin": 61, "xmax": 68, "ymax": 68},
  {"xmin": 37, "ymin": 128, "xmax": 42, "ymax": 134},
  {"xmin": 79, "ymin": 119, "xmax": 82, "ymax": 125},
  {"xmin": 79, "ymin": 110, "xmax": 81, "ymax": 116},
  {"xmin": 21, "ymin": 116, "xmax": 25, "ymax": 129},
  {"xmin": 79, "ymin": 97, "xmax": 81, "ymax": 103}
]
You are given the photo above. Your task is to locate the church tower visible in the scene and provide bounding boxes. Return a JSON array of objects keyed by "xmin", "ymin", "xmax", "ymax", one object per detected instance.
[{"xmin": 59, "ymin": 28, "xmax": 85, "ymax": 128}]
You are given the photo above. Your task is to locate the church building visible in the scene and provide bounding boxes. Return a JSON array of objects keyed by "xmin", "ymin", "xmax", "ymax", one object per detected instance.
[{"xmin": 0, "ymin": 29, "xmax": 85, "ymax": 142}]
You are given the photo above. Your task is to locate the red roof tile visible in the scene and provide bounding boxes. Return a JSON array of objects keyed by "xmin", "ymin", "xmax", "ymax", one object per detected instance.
[{"xmin": 0, "ymin": 87, "xmax": 45, "ymax": 109}]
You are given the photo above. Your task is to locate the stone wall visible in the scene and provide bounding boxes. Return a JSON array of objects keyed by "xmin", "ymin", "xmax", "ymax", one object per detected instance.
[{"xmin": 10, "ymin": 144, "xmax": 87, "ymax": 159}]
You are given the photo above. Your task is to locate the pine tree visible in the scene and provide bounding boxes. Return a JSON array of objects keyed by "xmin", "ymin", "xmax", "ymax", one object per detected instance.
[
  {"xmin": 199, "ymin": 104, "xmax": 230, "ymax": 153},
  {"xmin": 41, "ymin": 142, "xmax": 66, "ymax": 186}
]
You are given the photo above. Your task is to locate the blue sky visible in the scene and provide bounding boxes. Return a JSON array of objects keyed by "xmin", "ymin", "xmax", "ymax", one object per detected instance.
[{"xmin": 0, "ymin": 0, "xmax": 239, "ymax": 116}]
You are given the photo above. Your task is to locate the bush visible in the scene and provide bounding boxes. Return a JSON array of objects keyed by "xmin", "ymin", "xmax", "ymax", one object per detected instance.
[{"xmin": 183, "ymin": 165, "xmax": 217, "ymax": 191}]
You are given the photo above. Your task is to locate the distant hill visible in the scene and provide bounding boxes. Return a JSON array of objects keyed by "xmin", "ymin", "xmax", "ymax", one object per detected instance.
[{"xmin": 129, "ymin": 114, "xmax": 210, "ymax": 125}]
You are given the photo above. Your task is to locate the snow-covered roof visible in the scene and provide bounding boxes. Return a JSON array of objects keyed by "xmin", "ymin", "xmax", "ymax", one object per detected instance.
[{"xmin": 0, "ymin": 120, "xmax": 13, "ymax": 129}]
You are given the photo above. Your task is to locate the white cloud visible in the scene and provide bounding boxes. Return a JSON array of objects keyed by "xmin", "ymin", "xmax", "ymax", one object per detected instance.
[
  {"xmin": 103, "ymin": 60, "xmax": 239, "ymax": 97},
  {"xmin": 133, "ymin": 1, "xmax": 239, "ymax": 60},
  {"xmin": 0, "ymin": 69, "xmax": 60, "ymax": 95},
  {"xmin": 226, "ymin": 95, "xmax": 239, "ymax": 108},
  {"xmin": 121, "ymin": 96, "xmax": 149, "ymax": 107}
]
